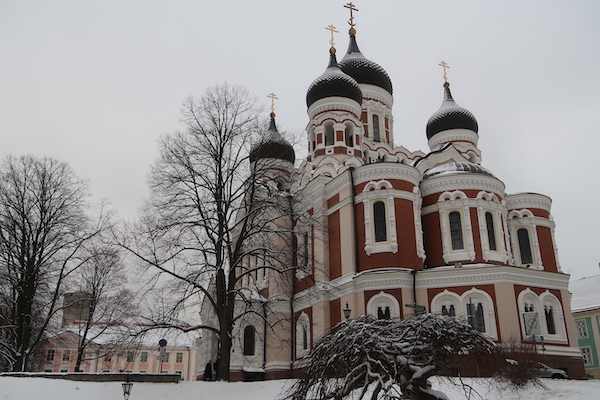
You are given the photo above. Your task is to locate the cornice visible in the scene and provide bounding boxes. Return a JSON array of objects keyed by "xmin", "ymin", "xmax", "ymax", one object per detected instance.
[
  {"xmin": 505, "ymin": 193, "xmax": 552, "ymax": 212},
  {"xmin": 354, "ymin": 163, "xmax": 421, "ymax": 186},
  {"xmin": 420, "ymin": 175, "xmax": 505, "ymax": 197}
]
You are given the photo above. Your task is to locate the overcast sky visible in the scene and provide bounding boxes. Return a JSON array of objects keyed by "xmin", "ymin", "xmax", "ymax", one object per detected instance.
[{"xmin": 1, "ymin": 0, "xmax": 598, "ymax": 280}]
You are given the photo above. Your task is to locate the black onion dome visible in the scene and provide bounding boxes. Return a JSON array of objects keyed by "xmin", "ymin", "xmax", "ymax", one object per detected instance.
[
  {"xmin": 426, "ymin": 84, "xmax": 478, "ymax": 139},
  {"xmin": 339, "ymin": 35, "xmax": 393, "ymax": 95},
  {"xmin": 306, "ymin": 51, "xmax": 363, "ymax": 108},
  {"xmin": 423, "ymin": 161, "xmax": 494, "ymax": 180},
  {"xmin": 249, "ymin": 116, "xmax": 295, "ymax": 164}
]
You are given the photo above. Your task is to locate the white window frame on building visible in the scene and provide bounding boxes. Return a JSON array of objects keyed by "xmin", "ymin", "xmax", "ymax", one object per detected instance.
[
  {"xmin": 296, "ymin": 312, "xmax": 311, "ymax": 358},
  {"xmin": 475, "ymin": 191, "xmax": 509, "ymax": 263},
  {"xmin": 576, "ymin": 319, "xmax": 588, "ymax": 339},
  {"xmin": 507, "ymin": 209, "xmax": 545, "ymax": 269},
  {"xmin": 581, "ymin": 346, "xmax": 593, "ymax": 365},
  {"xmin": 437, "ymin": 191, "xmax": 476, "ymax": 263},
  {"xmin": 517, "ymin": 289, "xmax": 568, "ymax": 344},
  {"xmin": 366, "ymin": 292, "xmax": 400, "ymax": 320},
  {"xmin": 430, "ymin": 288, "xmax": 498, "ymax": 340},
  {"xmin": 361, "ymin": 180, "xmax": 398, "ymax": 255}
]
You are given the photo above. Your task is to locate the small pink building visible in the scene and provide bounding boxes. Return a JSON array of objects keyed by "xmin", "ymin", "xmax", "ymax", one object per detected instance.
[{"xmin": 34, "ymin": 324, "xmax": 201, "ymax": 381}]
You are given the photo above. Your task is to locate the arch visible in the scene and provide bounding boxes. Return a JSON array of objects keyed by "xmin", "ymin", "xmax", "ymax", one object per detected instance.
[
  {"xmin": 508, "ymin": 209, "xmax": 534, "ymax": 219},
  {"xmin": 539, "ymin": 291, "xmax": 566, "ymax": 340},
  {"xmin": 345, "ymin": 122, "xmax": 354, "ymax": 147},
  {"xmin": 366, "ymin": 292, "xmax": 400, "ymax": 319},
  {"xmin": 461, "ymin": 288, "xmax": 497, "ymax": 338},
  {"xmin": 243, "ymin": 325, "xmax": 256, "ymax": 356},
  {"xmin": 431, "ymin": 290, "xmax": 461, "ymax": 316},
  {"xmin": 324, "ymin": 122, "xmax": 334, "ymax": 146},
  {"xmin": 438, "ymin": 190, "xmax": 467, "ymax": 202},
  {"xmin": 363, "ymin": 180, "xmax": 392, "ymax": 192},
  {"xmin": 476, "ymin": 191, "xmax": 500, "ymax": 203},
  {"xmin": 308, "ymin": 127, "xmax": 316, "ymax": 152}
]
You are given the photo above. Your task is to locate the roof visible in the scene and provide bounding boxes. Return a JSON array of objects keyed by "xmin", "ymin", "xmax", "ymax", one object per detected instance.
[{"xmin": 570, "ymin": 274, "xmax": 600, "ymax": 313}]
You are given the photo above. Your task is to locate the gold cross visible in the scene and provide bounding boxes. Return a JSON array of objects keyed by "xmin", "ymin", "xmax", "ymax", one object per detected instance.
[
  {"xmin": 326, "ymin": 24, "xmax": 338, "ymax": 47},
  {"xmin": 439, "ymin": 61, "xmax": 450, "ymax": 82},
  {"xmin": 267, "ymin": 92, "xmax": 278, "ymax": 113},
  {"xmin": 344, "ymin": 2, "xmax": 359, "ymax": 27}
]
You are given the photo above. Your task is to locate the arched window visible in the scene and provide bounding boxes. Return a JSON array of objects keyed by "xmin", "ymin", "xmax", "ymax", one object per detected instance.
[
  {"xmin": 517, "ymin": 228, "xmax": 533, "ymax": 264},
  {"xmin": 324, "ymin": 123, "xmax": 334, "ymax": 146},
  {"xmin": 466, "ymin": 298, "xmax": 485, "ymax": 332},
  {"xmin": 243, "ymin": 326, "xmax": 255, "ymax": 356},
  {"xmin": 373, "ymin": 201, "xmax": 387, "ymax": 242},
  {"xmin": 372, "ymin": 115, "xmax": 380, "ymax": 142},
  {"xmin": 449, "ymin": 211, "xmax": 464, "ymax": 250},
  {"xmin": 485, "ymin": 212, "xmax": 497, "ymax": 251},
  {"xmin": 296, "ymin": 313, "xmax": 311, "ymax": 357},
  {"xmin": 309, "ymin": 129, "xmax": 316, "ymax": 152},
  {"xmin": 345, "ymin": 123, "xmax": 354, "ymax": 147},
  {"xmin": 545, "ymin": 305, "xmax": 556, "ymax": 334}
]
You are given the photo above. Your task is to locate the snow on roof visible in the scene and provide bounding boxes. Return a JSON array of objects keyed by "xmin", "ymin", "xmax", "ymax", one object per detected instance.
[{"xmin": 570, "ymin": 274, "xmax": 600, "ymax": 313}]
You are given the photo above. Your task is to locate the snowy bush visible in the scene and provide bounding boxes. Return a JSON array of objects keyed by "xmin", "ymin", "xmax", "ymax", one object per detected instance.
[{"xmin": 284, "ymin": 314, "xmax": 526, "ymax": 400}]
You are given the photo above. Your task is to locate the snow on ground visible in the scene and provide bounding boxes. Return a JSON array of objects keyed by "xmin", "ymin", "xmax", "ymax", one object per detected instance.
[{"xmin": 1, "ymin": 376, "xmax": 600, "ymax": 399}]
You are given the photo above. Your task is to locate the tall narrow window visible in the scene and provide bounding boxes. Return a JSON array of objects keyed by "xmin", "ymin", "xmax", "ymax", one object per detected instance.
[
  {"xmin": 517, "ymin": 228, "xmax": 533, "ymax": 264},
  {"xmin": 377, "ymin": 306, "xmax": 391, "ymax": 320},
  {"xmin": 545, "ymin": 305, "xmax": 556, "ymax": 334},
  {"xmin": 325, "ymin": 123, "xmax": 334, "ymax": 146},
  {"xmin": 345, "ymin": 124, "xmax": 354, "ymax": 147},
  {"xmin": 302, "ymin": 326, "xmax": 308, "ymax": 350},
  {"xmin": 372, "ymin": 115, "xmax": 380, "ymax": 142},
  {"xmin": 46, "ymin": 349, "xmax": 55, "ymax": 362},
  {"xmin": 485, "ymin": 212, "xmax": 497, "ymax": 251},
  {"xmin": 373, "ymin": 201, "xmax": 387, "ymax": 242},
  {"xmin": 449, "ymin": 211, "xmax": 464, "ymax": 250},
  {"xmin": 243, "ymin": 326, "xmax": 256, "ymax": 356}
]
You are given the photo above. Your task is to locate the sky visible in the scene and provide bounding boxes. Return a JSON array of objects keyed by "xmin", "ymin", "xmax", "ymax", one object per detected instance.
[
  {"xmin": 1, "ymin": 0, "xmax": 599, "ymax": 280},
  {"xmin": 3, "ymin": 376, "xmax": 600, "ymax": 400}
]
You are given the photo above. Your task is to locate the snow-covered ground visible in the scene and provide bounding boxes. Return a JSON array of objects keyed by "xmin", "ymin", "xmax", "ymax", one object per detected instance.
[{"xmin": 1, "ymin": 376, "xmax": 599, "ymax": 399}]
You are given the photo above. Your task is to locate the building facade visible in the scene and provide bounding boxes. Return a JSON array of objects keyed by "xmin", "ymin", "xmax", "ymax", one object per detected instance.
[
  {"xmin": 570, "ymin": 275, "xmax": 600, "ymax": 378},
  {"xmin": 34, "ymin": 326, "xmax": 200, "ymax": 381},
  {"xmin": 200, "ymin": 10, "xmax": 585, "ymax": 381}
]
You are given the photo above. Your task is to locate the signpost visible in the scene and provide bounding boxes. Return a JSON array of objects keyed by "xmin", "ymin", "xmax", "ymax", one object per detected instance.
[
  {"xmin": 405, "ymin": 303, "xmax": 426, "ymax": 316},
  {"xmin": 158, "ymin": 339, "xmax": 167, "ymax": 373}
]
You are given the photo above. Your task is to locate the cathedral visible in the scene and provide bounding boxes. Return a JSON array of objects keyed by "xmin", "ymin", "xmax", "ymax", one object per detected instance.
[{"xmin": 200, "ymin": 4, "xmax": 585, "ymax": 381}]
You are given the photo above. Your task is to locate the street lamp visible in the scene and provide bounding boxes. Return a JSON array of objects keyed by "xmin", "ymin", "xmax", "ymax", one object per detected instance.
[
  {"xmin": 343, "ymin": 302, "xmax": 351, "ymax": 320},
  {"xmin": 122, "ymin": 374, "xmax": 133, "ymax": 400}
]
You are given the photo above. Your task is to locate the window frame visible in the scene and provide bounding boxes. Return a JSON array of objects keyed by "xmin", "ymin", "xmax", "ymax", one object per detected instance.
[
  {"xmin": 576, "ymin": 319, "xmax": 589, "ymax": 339},
  {"xmin": 243, "ymin": 325, "xmax": 256, "ymax": 356}
]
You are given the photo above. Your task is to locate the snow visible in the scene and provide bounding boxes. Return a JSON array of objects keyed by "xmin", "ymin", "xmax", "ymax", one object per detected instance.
[
  {"xmin": 1, "ymin": 376, "xmax": 600, "ymax": 400},
  {"xmin": 570, "ymin": 274, "xmax": 600, "ymax": 313}
]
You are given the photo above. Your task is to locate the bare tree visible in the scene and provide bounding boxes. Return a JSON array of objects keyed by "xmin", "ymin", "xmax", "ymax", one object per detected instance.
[
  {"xmin": 0, "ymin": 155, "xmax": 111, "ymax": 371},
  {"xmin": 284, "ymin": 314, "xmax": 533, "ymax": 400},
  {"xmin": 66, "ymin": 244, "xmax": 133, "ymax": 372},
  {"xmin": 120, "ymin": 83, "xmax": 297, "ymax": 381}
]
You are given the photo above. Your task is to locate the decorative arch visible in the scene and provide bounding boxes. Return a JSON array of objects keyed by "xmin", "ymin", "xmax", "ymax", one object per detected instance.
[
  {"xmin": 366, "ymin": 292, "xmax": 400, "ymax": 320},
  {"xmin": 431, "ymin": 290, "xmax": 461, "ymax": 317},
  {"xmin": 461, "ymin": 288, "xmax": 498, "ymax": 339},
  {"xmin": 438, "ymin": 190, "xmax": 467, "ymax": 202},
  {"xmin": 476, "ymin": 191, "xmax": 500, "ymax": 203}
]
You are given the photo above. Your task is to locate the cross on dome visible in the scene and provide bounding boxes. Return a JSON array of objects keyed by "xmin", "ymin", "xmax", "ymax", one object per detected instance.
[
  {"xmin": 267, "ymin": 92, "xmax": 278, "ymax": 117},
  {"xmin": 344, "ymin": 2, "xmax": 359, "ymax": 27},
  {"xmin": 439, "ymin": 61, "xmax": 450, "ymax": 84},
  {"xmin": 326, "ymin": 24, "xmax": 338, "ymax": 51}
]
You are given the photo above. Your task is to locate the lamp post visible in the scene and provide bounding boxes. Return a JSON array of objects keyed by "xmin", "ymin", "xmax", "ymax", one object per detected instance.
[
  {"xmin": 343, "ymin": 302, "xmax": 351, "ymax": 320},
  {"xmin": 122, "ymin": 374, "xmax": 133, "ymax": 400}
]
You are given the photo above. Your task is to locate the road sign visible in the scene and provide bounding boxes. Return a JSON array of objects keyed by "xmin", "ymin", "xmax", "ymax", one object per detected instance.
[{"xmin": 159, "ymin": 338, "xmax": 167, "ymax": 347}]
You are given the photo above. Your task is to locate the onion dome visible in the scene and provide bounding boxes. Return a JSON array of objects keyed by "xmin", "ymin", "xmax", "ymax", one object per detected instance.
[
  {"xmin": 426, "ymin": 82, "xmax": 478, "ymax": 139},
  {"xmin": 423, "ymin": 161, "xmax": 494, "ymax": 180},
  {"xmin": 249, "ymin": 113, "xmax": 295, "ymax": 164},
  {"xmin": 306, "ymin": 48, "xmax": 363, "ymax": 108},
  {"xmin": 338, "ymin": 33, "xmax": 393, "ymax": 95}
]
